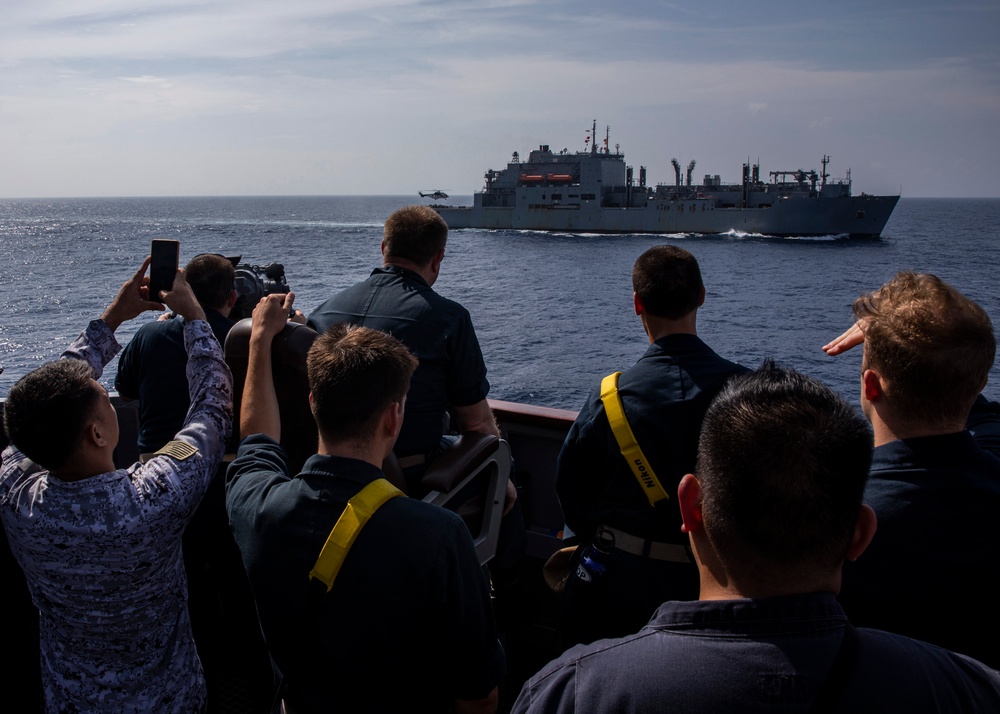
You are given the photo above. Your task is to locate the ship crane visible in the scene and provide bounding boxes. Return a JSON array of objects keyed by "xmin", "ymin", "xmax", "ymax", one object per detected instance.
[{"xmin": 770, "ymin": 169, "xmax": 820, "ymax": 191}]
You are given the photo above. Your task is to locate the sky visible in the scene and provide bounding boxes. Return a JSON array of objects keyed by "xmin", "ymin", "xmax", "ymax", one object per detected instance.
[{"xmin": 1, "ymin": 1, "xmax": 998, "ymax": 198}]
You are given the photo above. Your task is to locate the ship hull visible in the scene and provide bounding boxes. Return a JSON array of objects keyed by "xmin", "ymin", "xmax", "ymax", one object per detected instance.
[{"xmin": 437, "ymin": 193, "xmax": 899, "ymax": 239}]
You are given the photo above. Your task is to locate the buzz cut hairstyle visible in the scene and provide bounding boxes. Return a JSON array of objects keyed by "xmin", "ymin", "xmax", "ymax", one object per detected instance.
[
  {"xmin": 3, "ymin": 359, "xmax": 101, "ymax": 470},
  {"xmin": 185, "ymin": 253, "xmax": 235, "ymax": 311},
  {"xmin": 382, "ymin": 205, "xmax": 449, "ymax": 266},
  {"xmin": 696, "ymin": 361, "xmax": 873, "ymax": 581},
  {"xmin": 631, "ymin": 245, "xmax": 704, "ymax": 320},
  {"xmin": 306, "ymin": 323, "xmax": 418, "ymax": 445},
  {"xmin": 855, "ymin": 272, "xmax": 995, "ymax": 429}
]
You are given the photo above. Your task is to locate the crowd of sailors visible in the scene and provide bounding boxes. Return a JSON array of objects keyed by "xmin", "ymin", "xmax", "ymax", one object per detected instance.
[{"xmin": 2, "ymin": 204, "xmax": 999, "ymax": 713}]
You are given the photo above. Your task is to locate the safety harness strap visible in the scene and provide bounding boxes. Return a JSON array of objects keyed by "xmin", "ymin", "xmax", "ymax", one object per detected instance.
[
  {"xmin": 600, "ymin": 371, "xmax": 670, "ymax": 505},
  {"xmin": 309, "ymin": 478, "xmax": 403, "ymax": 592}
]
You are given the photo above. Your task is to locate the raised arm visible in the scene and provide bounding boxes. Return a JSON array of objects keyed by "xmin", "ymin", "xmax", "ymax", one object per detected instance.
[
  {"xmin": 159, "ymin": 268, "xmax": 206, "ymax": 324},
  {"xmin": 64, "ymin": 257, "xmax": 166, "ymax": 378},
  {"xmin": 240, "ymin": 292, "xmax": 298, "ymax": 442},
  {"xmin": 163, "ymin": 269, "xmax": 233, "ymax": 457},
  {"xmin": 100, "ymin": 256, "xmax": 165, "ymax": 331}
]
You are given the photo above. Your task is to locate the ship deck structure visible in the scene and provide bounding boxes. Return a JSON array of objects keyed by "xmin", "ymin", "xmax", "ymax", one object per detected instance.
[{"xmin": 433, "ymin": 121, "xmax": 899, "ymax": 239}]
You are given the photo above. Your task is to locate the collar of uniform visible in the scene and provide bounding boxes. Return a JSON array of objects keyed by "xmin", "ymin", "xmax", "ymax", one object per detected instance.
[
  {"xmin": 374, "ymin": 264, "xmax": 430, "ymax": 288},
  {"xmin": 167, "ymin": 308, "xmax": 233, "ymax": 331},
  {"xmin": 646, "ymin": 332, "xmax": 710, "ymax": 356},
  {"xmin": 647, "ymin": 592, "xmax": 847, "ymax": 636},
  {"xmin": 872, "ymin": 430, "xmax": 980, "ymax": 471},
  {"xmin": 297, "ymin": 452, "xmax": 387, "ymax": 489},
  {"xmin": 204, "ymin": 306, "xmax": 234, "ymax": 325}
]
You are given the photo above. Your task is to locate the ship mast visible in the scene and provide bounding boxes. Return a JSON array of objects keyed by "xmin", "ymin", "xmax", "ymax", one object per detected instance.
[{"xmin": 591, "ymin": 119, "xmax": 597, "ymax": 156}]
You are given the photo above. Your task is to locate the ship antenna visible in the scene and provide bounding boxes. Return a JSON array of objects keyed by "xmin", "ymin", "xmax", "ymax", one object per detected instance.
[{"xmin": 592, "ymin": 119, "xmax": 597, "ymax": 156}]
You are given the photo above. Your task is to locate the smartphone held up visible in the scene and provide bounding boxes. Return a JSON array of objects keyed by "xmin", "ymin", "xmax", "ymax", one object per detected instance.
[{"xmin": 149, "ymin": 239, "xmax": 180, "ymax": 302}]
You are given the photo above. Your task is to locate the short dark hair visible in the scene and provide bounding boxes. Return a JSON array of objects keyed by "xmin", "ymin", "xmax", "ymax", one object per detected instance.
[
  {"xmin": 631, "ymin": 245, "xmax": 704, "ymax": 319},
  {"xmin": 697, "ymin": 362, "xmax": 873, "ymax": 582},
  {"xmin": 306, "ymin": 324, "xmax": 418, "ymax": 445},
  {"xmin": 185, "ymin": 254, "xmax": 235, "ymax": 311},
  {"xmin": 382, "ymin": 205, "xmax": 448, "ymax": 266},
  {"xmin": 4, "ymin": 360, "xmax": 100, "ymax": 470},
  {"xmin": 855, "ymin": 272, "xmax": 995, "ymax": 430}
]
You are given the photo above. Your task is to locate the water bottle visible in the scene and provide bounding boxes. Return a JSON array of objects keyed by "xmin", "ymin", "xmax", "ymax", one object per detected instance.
[{"xmin": 575, "ymin": 528, "xmax": 615, "ymax": 584}]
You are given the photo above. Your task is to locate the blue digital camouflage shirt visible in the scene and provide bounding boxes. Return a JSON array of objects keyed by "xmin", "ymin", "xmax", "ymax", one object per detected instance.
[{"xmin": 0, "ymin": 317, "xmax": 232, "ymax": 713}]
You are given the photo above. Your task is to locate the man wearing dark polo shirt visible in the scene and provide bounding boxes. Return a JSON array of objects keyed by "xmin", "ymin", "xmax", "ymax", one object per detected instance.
[
  {"xmin": 556, "ymin": 245, "xmax": 746, "ymax": 646},
  {"xmin": 116, "ymin": 253, "xmax": 238, "ymax": 454},
  {"xmin": 227, "ymin": 293, "xmax": 505, "ymax": 713},
  {"xmin": 307, "ymin": 205, "xmax": 502, "ymax": 495},
  {"xmin": 824, "ymin": 272, "xmax": 1000, "ymax": 668}
]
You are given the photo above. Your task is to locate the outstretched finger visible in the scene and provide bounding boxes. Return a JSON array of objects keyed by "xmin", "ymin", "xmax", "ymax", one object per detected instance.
[
  {"xmin": 822, "ymin": 322, "xmax": 865, "ymax": 355},
  {"xmin": 131, "ymin": 256, "xmax": 152, "ymax": 284}
]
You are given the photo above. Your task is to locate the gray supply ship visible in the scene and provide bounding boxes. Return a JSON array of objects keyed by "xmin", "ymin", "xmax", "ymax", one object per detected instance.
[{"xmin": 431, "ymin": 121, "xmax": 899, "ymax": 238}]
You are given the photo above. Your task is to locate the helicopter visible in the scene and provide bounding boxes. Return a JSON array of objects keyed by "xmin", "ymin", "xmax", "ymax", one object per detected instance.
[{"xmin": 418, "ymin": 190, "xmax": 449, "ymax": 200}]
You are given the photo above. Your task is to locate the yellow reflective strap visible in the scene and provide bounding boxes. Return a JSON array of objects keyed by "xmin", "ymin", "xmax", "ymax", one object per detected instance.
[
  {"xmin": 309, "ymin": 478, "xmax": 403, "ymax": 592},
  {"xmin": 599, "ymin": 372, "xmax": 670, "ymax": 505}
]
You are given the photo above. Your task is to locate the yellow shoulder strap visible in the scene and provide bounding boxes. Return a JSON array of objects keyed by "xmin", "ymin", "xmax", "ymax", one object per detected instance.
[
  {"xmin": 309, "ymin": 478, "xmax": 404, "ymax": 593},
  {"xmin": 600, "ymin": 371, "xmax": 670, "ymax": 505}
]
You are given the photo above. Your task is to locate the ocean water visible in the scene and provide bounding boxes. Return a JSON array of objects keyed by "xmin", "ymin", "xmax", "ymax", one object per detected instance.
[{"xmin": 1, "ymin": 196, "xmax": 998, "ymax": 410}]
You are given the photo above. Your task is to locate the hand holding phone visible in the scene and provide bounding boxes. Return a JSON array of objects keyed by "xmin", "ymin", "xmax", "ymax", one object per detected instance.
[{"xmin": 149, "ymin": 239, "xmax": 180, "ymax": 302}]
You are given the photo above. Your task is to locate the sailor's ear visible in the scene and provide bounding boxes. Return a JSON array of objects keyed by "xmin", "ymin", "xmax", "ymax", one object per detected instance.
[
  {"xmin": 633, "ymin": 292, "xmax": 643, "ymax": 316},
  {"xmin": 678, "ymin": 474, "xmax": 704, "ymax": 535},
  {"xmin": 87, "ymin": 420, "xmax": 108, "ymax": 448},
  {"xmin": 380, "ymin": 239, "xmax": 388, "ymax": 257},
  {"xmin": 846, "ymin": 504, "xmax": 877, "ymax": 562},
  {"xmin": 862, "ymin": 369, "xmax": 883, "ymax": 402},
  {"xmin": 697, "ymin": 286, "xmax": 706, "ymax": 308},
  {"xmin": 227, "ymin": 289, "xmax": 238, "ymax": 309},
  {"xmin": 381, "ymin": 400, "xmax": 404, "ymax": 440}
]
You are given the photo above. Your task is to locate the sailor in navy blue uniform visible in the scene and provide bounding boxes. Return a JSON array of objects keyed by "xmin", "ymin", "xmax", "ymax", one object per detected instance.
[{"xmin": 556, "ymin": 245, "xmax": 746, "ymax": 647}]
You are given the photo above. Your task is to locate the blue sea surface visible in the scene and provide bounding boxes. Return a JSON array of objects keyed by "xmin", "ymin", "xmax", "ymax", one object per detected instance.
[{"xmin": 1, "ymin": 196, "xmax": 998, "ymax": 410}]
